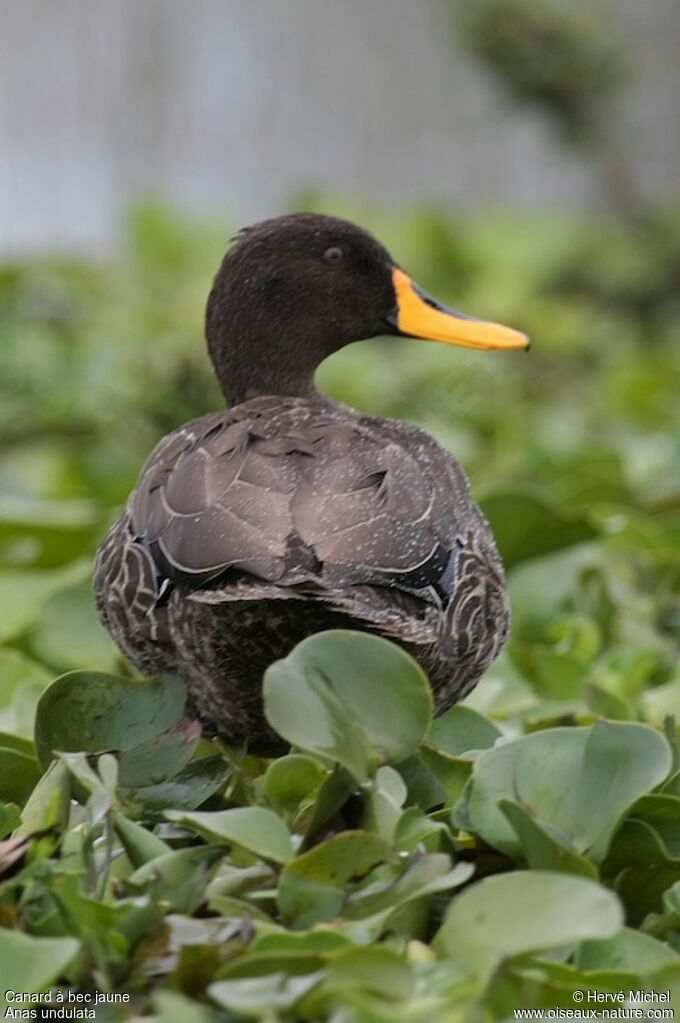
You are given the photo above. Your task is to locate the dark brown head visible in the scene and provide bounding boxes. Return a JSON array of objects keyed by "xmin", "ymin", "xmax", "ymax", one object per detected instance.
[{"xmin": 206, "ymin": 213, "xmax": 528, "ymax": 405}]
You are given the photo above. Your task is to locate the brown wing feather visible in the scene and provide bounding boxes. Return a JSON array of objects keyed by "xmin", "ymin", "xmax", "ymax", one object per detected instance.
[{"xmin": 123, "ymin": 395, "xmax": 473, "ymax": 592}]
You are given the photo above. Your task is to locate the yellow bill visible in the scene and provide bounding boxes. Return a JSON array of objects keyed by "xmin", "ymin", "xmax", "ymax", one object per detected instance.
[{"xmin": 390, "ymin": 267, "xmax": 529, "ymax": 351}]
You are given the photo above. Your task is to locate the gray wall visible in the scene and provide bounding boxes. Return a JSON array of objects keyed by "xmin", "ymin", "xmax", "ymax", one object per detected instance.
[{"xmin": 1, "ymin": 0, "xmax": 679, "ymax": 254}]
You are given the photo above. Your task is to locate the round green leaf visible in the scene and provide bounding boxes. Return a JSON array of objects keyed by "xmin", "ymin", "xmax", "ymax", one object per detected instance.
[
  {"xmin": 264, "ymin": 754, "xmax": 327, "ymax": 813},
  {"xmin": 434, "ymin": 871, "xmax": 623, "ymax": 983},
  {"xmin": 427, "ymin": 705, "xmax": 501, "ymax": 757},
  {"xmin": 0, "ymin": 929, "xmax": 79, "ymax": 995},
  {"xmin": 28, "ymin": 584, "xmax": 119, "ymax": 673},
  {"xmin": 264, "ymin": 630, "xmax": 433, "ymax": 780},
  {"xmin": 0, "ymin": 560, "xmax": 90, "ymax": 644},
  {"xmin": 34, "ymin": 670, "xmax": 187, "ymax": 769},
  {"xmin": 0, "ymin": 747, "xmax": 41, "ymax": 806},
  {"xmin": 465, "ymin": 721, "xmax": 672, "ymax": 863},
  {"xmin": 480, "ymin": 490, "xmax": 596, "ymax": 568}
]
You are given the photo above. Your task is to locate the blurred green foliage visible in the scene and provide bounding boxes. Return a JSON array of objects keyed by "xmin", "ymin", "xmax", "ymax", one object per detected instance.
[{"xmin": 0, "ymin": 196, "xmax": 679, "ymax": 1019}]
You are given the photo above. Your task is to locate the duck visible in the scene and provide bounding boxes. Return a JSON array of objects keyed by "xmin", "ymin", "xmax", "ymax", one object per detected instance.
[{"xmin": 94, "ymin": 213, "xmax": 529, "ymax": 752}]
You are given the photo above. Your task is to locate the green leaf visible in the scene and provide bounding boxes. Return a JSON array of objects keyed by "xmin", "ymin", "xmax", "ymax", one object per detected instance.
[
  {"xmin": 208, "ymin": 973, "xmax": 322, "ymax": 1016},
  {"xmin": 427, "ymin": 705, "xmax": 501, "ymax": 756},
  {"xmin": 499, "ymin": 799, "xmax": 597, "ymax": 878},
  {"xmin": 363, "ymin": 765, "xmax": 407, "ymax": 843},
  {"xmin": 0, "ymin": 747, "xmax": 41, "ymax": 806},
  {"xmin": 0, "ymin": 648, "xmax": 52, "ymax": 736},
  {"xmin": 166, "ymin": 807, "xmax": 294, "ymax": 864},
  {"xmin": 342, "ymin": 855, "xmax": 473, "ymax": 926},
  {"xmin": 0, "ymin": 802, "xmax": 20, "ymax": 840},
  {"xmin": 323, "ymin": 945, "xmax": 413, "ymax": 1000},
  {"xmin": 264, "ymin": 754, "xmax": 327, "ymax": 815},
  {"xmin": 465, "ymin": 721, "xmax": 671, "ymax": 863},
  {"xmin": 0, "ymin": 559, "xmax": 90, "ymax": 643},
  {"xmin": 264, "ymin": 630, "xmax": 433, "ymax": 781},
  {"xmin": 34, "ymin": 669, "xmax": 187, "ymax": 768},
  {"xmin": 28, "ymin": 583, "xmax": 119, "ymax": 673},
  {"xmin": 433, "ymin": 871, "xmax": 623, "ymax": 985},
  {"xmin": 252, "ymin": 931, "xmax": 352, "ymax": 955},
  {"xmin": 0, "ymin": 494, "xmax": 97, "ymax": 569},
  {"xmin": 0, "ymin": 648, "xmax": 51, "ymax": 710},
  {"xmin": 576, "ymin": 927, "xmax": 679, "ymax": 974},
  {"xmin": 16, "ymin": 759, "xmax": 70, "ymax": 838},
  {"xmin": 130, "ymin": 755, "xmax": 231, "ymax": 812},
  {"xmin": 278, "ymin": 830, "xmax": 393, "ymax": 928},
  {"xmin": 116, "ymin": 716, "xmax": 202, "ymax": 788},
  {"xmin": 128, "ymin": 846, "xmax": 224, "ymax": 913},
  {"xmin": 113, "ymin": 811, "xmax": 172, "ymax": 867},
  {"xmin": 480, "ymin": 490, "xmax": 596, "ymax": 569},
  {"xmin": 155, "ymin": 991, "xmax": 214, "ymax": 1023},
  {"xmin": 0, "ymin": 929, "xmax": 79, "ymax": 998}
]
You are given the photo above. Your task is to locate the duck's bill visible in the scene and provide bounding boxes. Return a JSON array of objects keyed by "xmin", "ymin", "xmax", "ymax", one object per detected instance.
[{"xmin": 386, "ymin": 267, "xmax": 530, "ymax": 351}]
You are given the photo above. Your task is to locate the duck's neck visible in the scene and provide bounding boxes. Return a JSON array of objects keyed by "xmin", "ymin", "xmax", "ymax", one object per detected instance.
[{"xmin": 208, "ymin": 330, "xmax": 321, "ymax": 407}]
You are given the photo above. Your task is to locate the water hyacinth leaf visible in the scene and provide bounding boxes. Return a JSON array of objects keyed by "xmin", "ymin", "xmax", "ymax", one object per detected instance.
[
  {"xmin": 480, "ymin": 490, "xmax": 596, "ymax": 569},
  {"xmin": 499, "ymin": 799, "xmax": 597, "ymax": 879},
  {"xmin": 0, "ymin": 494, "xmax": 97, "ymax": 569},
  {"xmin": 34, "ymin": 669, "xmax": 188, "ymax": 769},
  {"xmin": 166, "ymin": 807, "xmax": 294, "ymax": 864},
  {"xmin": 0, "ymin": 649, "xmax": 52, "ymax": 713},
  {"xmin": 264, "ymin": 631, "xmax": 433, "ymax": 781},
  {"xmin": 16, "ymin": 759, "xmax": 70, "ymax": 838},
  {"xmin": 418, "ymin": 747, "xmax": 473, "ymax": 807},
  {"xmin": 343, "ymin": 855, "xmax": 473, "ymax": 925},
  {"xmin": 427, "ymin": 704, "xmax": 502, "ymax": 756},
  {"xmin": 208, "ymin": 973, "xmax": 322, "ymax": 1015},
  {"xmin": 113, "ymin": 811, "xmax": 172, "ymax": 868},
  {"xmin": 433, "ymin": 872, "xmax": 623, "ymax": 985},
  {"xmin": 155, "ymin": 991, "xmax": 214, "ymax": 1023},
  {"xmin": 264, "ymin": 754, "xmax": 327, "ymax": 814},
  {"xmin": 300, "ymin": 765, "xmax": 357, "ymax": 843},
  {"xmin": 117, "ymin": 716, "xmax": 202, "ymax": 788},
  {"xmin": 625, "ymin": 793, "xmax": 680, "ymax": 855},
  {"xmin": 130, "ymin": 755, "xmax": 232, "ymax": 812},
  {"xmin": 323, "ymin": 945, "xmax": 413, "ymax": 1000},
  {"xmin": 0, "ymin": 928, "xmax": 79, "ymax": 995},
  {"xmin": 603, "ymin": 802, "xmax": 680, "ymax": 923},
  {"xmin": 28, "ymin": 583, "xmax": 120, "ymax": 673},
  {"xmin": 363, "ymin": 765, "xmax": 408, "ymax": 843},
  {"xmin": 128, "ymin": 846, "xmax": 225, "ymax": 913},
  {"xmin": 0, "ymin": 559, "xmax": 91, "ymax": 644},
  {"xmin": 128, "ymin": 846, "xmax": 223, "ymax": 888},
  {"xmin": 507, "ymin": 543, "xmax": 599, "ymax": 624},
  {"xmin": 216, "ymin": 949, "xmax": 327, "ymax": 981},
  {"xmin": 0, "ymin": 747, "xmax": 41, "ymax": 806},
  {"xmin": 278, "ymin": 831, "xmax": 393, "ymax": 928},
  {"xmin": 576, "ymin": 927, "xmax": 680, "ymax": 974},
  {"xmin": 394, "ymin": 806, "xmax": 450, "ymax": 851},
  {"xmin": 465, "ymin": 721, "xmax": 672, "ymax": 863},
  {"xmin": 0, "ymin": 731, "xmax": 34, "ymax": 756},
  {"xmin": 252, "ymin": 931, "xmax": 353, "ymax": 955},
  {"xmin": 0, "ymin": 802, "xmax": 20, "ymax": 840}
]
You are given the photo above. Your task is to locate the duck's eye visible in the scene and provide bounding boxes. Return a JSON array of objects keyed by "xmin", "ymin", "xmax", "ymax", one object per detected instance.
[{"xmin": 323, "ymin": 246, "xmax": 343, "ymax": 264}]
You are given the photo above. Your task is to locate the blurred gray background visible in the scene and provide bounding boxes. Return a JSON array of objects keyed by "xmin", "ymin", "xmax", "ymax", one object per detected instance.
[{"xmin": 2, "ymin": 0, "xmax": 679, "ymax": 254}]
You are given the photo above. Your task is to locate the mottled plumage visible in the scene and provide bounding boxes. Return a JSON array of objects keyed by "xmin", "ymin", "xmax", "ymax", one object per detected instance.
[{"xmin": 94, "ymin": 214, "xmax": 527, "ymax": 751}]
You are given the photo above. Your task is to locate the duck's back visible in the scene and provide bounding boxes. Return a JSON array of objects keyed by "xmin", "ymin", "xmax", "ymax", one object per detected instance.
[{"xmin": 94, "ymin": 395, "xmax": 509, "ymax": 749}]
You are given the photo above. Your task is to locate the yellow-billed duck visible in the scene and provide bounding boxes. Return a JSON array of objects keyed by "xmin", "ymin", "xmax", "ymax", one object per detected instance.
[{"xmin": 94, "ymin": 213, "xmax": 529, "ymax": 751}]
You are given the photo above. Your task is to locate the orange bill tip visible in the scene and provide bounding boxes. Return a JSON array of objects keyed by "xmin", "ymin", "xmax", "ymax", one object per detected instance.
[{"xmin": 392, "ymin": 267, "xmax": 530, "ymax": 352}]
